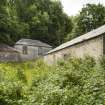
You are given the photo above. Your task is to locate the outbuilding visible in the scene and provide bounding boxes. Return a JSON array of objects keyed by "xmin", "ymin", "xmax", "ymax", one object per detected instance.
[
  {"xmin": 44, "ymin": 25, "xmax": 105, "ymax": 64},
  {"xmin": 0, "ymin": 44, "xmax": 20, "ymax": 62},
  {"xmin": 15, "ymin": 39, "xmax": 52, "ymax": 61}
]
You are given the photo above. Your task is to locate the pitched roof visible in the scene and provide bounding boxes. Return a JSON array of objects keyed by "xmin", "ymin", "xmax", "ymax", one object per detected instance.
[
  {"xmin": 0, "ymin": 44, "xmax": 18, "ymax": 53},
  {"xmin": 47, "ymin": 25, "xmax": 105, "ymax": 54},
  {"xmin": 16, "ymin": 39, "xmax": 52, "ymax": 48}
]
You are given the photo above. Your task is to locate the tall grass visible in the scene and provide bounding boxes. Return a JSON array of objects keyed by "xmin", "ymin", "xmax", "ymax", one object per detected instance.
[{"xmin": 0, "ymin": 57, "xmax": 105, "ymax": 105}]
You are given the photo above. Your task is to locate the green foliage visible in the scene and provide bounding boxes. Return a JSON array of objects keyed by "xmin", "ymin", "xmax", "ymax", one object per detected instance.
[
  {"xmin": 0, "ymin": 0, "xmax": 73, "ymax": 47},
  {"xmin": 66, "ymin": 3, "xmax": 105, "ymax": 41},
  {"xmin": 0, "ymin": 0, "xmax": 29, "ymax": 45},
  {"xmin": 0, "ymin": 57, "xmax": 105, "ymax": 105},
  {"xmin": 78, "ymin": 4, "xmax": 105, "ymax": 33}
]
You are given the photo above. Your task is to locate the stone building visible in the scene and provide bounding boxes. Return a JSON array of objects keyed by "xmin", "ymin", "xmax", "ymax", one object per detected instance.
[
  {"xmin": 0, "ymin": 44, "xmax": 20, "ymax": 62},
  {"xmin": 44, "ymin": 25, "xmax": 105, "ymax": 64},
  {"xmin": 15, "ymin": 39, "xmax": 52, "ymax": 61}
]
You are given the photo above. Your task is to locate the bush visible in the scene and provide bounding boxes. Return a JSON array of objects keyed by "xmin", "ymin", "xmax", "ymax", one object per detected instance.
[{"xmin": 0, "ymin": 57, "xmax": 105, "ymax": 105}]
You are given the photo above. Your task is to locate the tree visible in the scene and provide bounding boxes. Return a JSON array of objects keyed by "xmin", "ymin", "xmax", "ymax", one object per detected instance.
[
  {"xmin": 78, "ymin": 4, "xmax": 105, "ymax": 34},
  {"xmin": 15, "ymin": 0, "xmax": 73, "ymax": 47},
  {"xmin": 0, "ymin": 0, "xmax": 73, "ymax": 46},
  {"xmin": 66, "ymin": 3, "xmax": 105, "ymax": 41},
  {"xmin": 0, "ymin": 0, "xmax": 29, "ymax": 45}
]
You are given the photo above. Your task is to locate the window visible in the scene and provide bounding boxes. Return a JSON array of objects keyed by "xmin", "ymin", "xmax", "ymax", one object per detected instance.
[{"xmin": 23, "ymin": 46, "xmax": 28, "ymax": 54}]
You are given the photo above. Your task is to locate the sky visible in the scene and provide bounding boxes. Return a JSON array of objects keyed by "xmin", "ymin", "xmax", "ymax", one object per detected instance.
[{"xmin": 60, "ymin": 0, "xmax": 105, "ymax": 16}]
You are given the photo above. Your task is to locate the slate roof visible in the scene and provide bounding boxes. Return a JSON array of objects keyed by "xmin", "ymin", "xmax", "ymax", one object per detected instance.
[
  {"xmin": 0, "ymin": 44, "xmax": 18, "ymax": 53},
  {"xmin": 16, "ymin": 39, "xmax": 52, "ymax": 48},
  {"xmin": 47, "ymin": 25, "xmax": 105, "ymax": 54}
]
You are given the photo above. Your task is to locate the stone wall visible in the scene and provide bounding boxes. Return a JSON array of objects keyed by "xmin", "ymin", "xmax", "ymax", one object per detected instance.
[
  {"xmin": 0, "ymin": 52, "xmax": 20, "ymax": 62},
  {"xmin": 44, "ymin": 35, "xmax": 104, "ymax": 64},
  {"xmin": 15, "ymin": 45, "xmax": 52, "ymax": 61},
  {"xmin": 15, "ymin": 45, "xmax": 39, "ymax": 61}
]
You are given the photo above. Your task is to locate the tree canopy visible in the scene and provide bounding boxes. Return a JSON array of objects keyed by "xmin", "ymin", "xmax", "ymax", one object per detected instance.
[
  {"xmin": 66, "ymin": 3, "xmax": 105, "ymax": 41},
  {"xmin": 0, "ymin": 0, "xmax": 73, "ymax": 47},
  {"xmin": 1, "ymin": 1, "xmax": 105, "ymax": 46}
]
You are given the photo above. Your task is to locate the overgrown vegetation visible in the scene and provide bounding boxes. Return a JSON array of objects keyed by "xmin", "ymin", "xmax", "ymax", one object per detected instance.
[{"xmin": 0, "ymin": 57, "xmax": 105, "ymax": 105}]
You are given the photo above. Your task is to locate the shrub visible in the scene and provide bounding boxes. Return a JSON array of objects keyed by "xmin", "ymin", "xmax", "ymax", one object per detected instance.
[{"xmin": 0, "ymin": 57, "xmax": 105, "ymax": 105}]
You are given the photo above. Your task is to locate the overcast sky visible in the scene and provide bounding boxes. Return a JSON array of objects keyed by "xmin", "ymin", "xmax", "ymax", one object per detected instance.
[{"xmin": 60, "ymin": 0, "xmax": 105, "ymax": 16}]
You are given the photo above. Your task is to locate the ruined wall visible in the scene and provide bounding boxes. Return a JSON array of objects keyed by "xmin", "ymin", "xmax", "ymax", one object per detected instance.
[
  {"xmin": 42, "ymin": 47, "xmax": 52, "ymax": 55},
  {"xmin": 15, "ymin": 45, "xmax": 39, "ymax": 61},
  {"xmin": 15, "ymin": 45, "xmax": 52, "ymax": 61},
  {"xmin": 44, "ymin": 35, "xmax": 104, "ymax": 64},
  {"xmin": 0, "ymin": 52, "xmax": 20, "ymax": 62}
]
